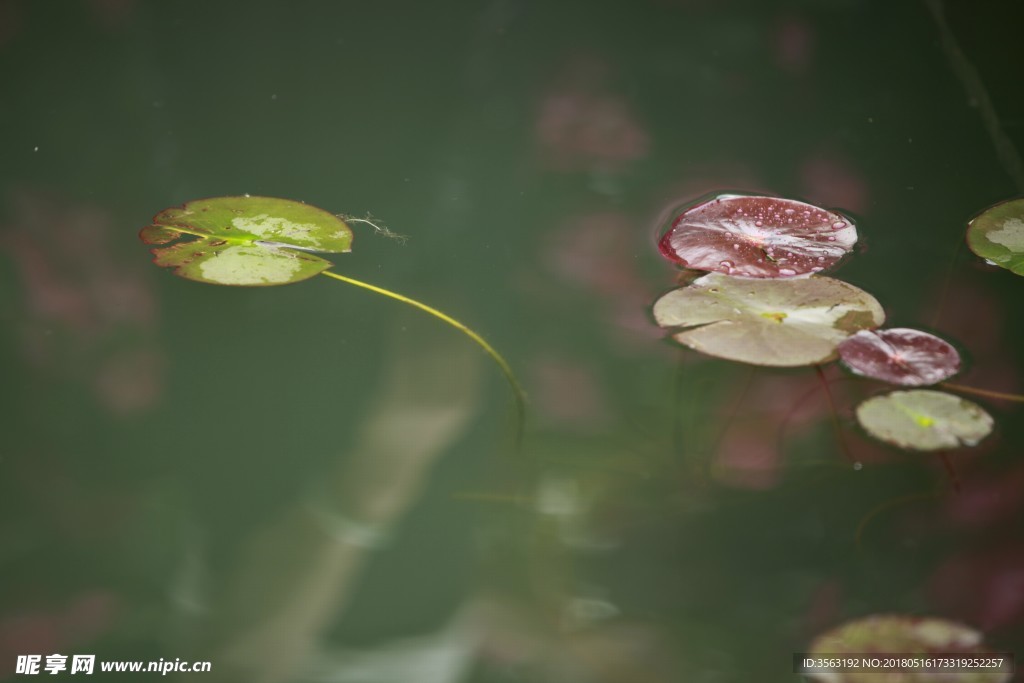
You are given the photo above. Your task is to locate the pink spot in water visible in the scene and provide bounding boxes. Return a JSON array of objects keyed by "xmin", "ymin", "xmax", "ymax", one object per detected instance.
[
  {"xmin": 540, "ymin": 211, "xmax": 664, "ymax": 353},
  {"xmin": 529, "ymin": 356, "xmax": 612, "ymax": 430},
  {"xmin": 714, "ymin": 425, "xmax": 782, "ymax": 490},
  {"xmin": 799, "ymin": 154, "xmax": 869, "ymax": 215},
  {"xmin": 536, "ymin": 56, "xmax": 649, "ymax": 172},
  {"xmin": 2, "ymin": 190, "xmax": 166, "ymax": 416},
  {"xmin": 0, "ymin": 591, "xmax": 119, "ymax": 666},
  {"xmin": 773, "ymin": 14, "xmax": 816, "ymax": 75},
  {"xmin": 929, "ymin": 545, "xmax": 1024, "ymax": 632},
  {"xmin": 947, "ymin": 464, "xmax": 1024, "ymax": 530}
]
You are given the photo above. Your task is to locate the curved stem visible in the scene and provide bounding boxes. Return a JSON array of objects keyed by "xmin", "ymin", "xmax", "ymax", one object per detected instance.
[
  {"xmin": 929, "ymin": 235, "xmax": 963, "ymax": 330},
  {"xmin": 938, "ymin": 451, "xmax": 961, "ymax": 493},
  {"xmin": 855, "ymin": 490, "xmax": 941, "ymax": 552},
  {"xmin": 320, "ymin": 270, "xmax": 526, "ymax": 440},
  {"xmin": 925, "ymin": 0, "xmax": 1024, "ymax": 192},
  {"xmin": 671, "ymin": 353, "xmax": 687, "ymax": 463},
  {"xmin": 709, "ymin": 366, "xmax": 756, "ymax": 462},
  {"xmin": 815, "ymin": 365, "xmax": 855, "ymax": 463},
  {"xmin": 940, "ymin": 382, "xmax": 1024, "ymax": 403},
  {"xmin": 777, "ymin": 376, "xmax": 863, "ymax": 457}
]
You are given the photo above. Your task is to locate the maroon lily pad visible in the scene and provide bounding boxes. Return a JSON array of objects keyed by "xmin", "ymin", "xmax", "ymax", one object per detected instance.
[
  {"xmin": 658, "ymin": 194, "xmax": 857, "ymax": 278},
  {"xmin": 838, "ymin": 328, "xmax": 961, "ymax": 386}
]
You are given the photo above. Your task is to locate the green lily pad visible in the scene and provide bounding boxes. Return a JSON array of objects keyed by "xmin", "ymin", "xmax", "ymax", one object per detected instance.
[
  {"xmin": 652, "ymin": 273, "xmax": 885, "ymax": 366},
  {"xmin": 805, "ymin": 614, "xmax": 1011, "ymax": 683},
  {"xmin": 140, "ymin": 196, "xmax": 353, "ymax": 286},
  {"xmin": 856, "ymin": 390, "xmax": 993, "ymax": 451},
  {"xmin": 966, "ymin": 198, "xmax": 1024, "ymax": 276}
]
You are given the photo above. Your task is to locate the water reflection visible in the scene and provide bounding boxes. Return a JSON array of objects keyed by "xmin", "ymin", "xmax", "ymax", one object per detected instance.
[
  {"xmin": 3, "ymin": 190, "xmax": 164, "ymax": 417},
  {"xmin": 535, "ymin": 56, "xmax": 649, "ymax": 174},
  {"xmin": 174, "ymin": 316, "xmax": 482, "ymax": 682}
]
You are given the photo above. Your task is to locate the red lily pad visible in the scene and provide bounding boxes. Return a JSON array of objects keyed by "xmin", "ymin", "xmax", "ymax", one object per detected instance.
[
  {"xmin": 804, "ymin": 614, "xmax": 1011, "ymax": 683},
  {"xmin": 838, "ymin": 328, "xmax": 961, "ymax": 386},
  {"xmin": 658, "ymin": 194, "xmax": 857, "ymax": 278}
]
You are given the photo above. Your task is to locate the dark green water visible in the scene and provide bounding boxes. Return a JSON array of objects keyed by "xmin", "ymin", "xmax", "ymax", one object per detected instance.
[{"xmin": 2, "ymin": 2, "xmax": 1022, "ymax": 681}]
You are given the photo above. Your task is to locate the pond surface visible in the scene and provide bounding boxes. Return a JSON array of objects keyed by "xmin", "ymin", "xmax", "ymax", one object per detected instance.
[{"xmin": 1, "ymin": 2, "xmax": 1022, "ymax": 681}]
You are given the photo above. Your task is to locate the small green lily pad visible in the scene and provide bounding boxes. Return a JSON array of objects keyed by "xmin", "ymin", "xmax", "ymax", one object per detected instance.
[
  {"xmin": 652, "ymin": 273, "xmax": 885, "ymax": 366},
  {"xmin": 966, "ymin": 198, "xmax": 1024, "ymax": 276},
  {"xmin": 856, "ymin": 390, "xmax": 993, "ymax": 451},
  {"xmin": 140, "ymin": 196, "xmax": 353, "ymax": 286},
  {"xmin": 806, "ymin": 614, "xmax": 1011, "ymax": 683}
]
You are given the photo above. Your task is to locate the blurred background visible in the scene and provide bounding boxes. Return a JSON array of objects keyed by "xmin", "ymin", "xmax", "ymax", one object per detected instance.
[{"xmin": 1, "ymin": 1, "xmax": 1022, "ymax": 681}]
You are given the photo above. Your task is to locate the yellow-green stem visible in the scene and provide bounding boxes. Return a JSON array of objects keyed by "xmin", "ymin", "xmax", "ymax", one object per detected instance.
[{"xmin": 320, "ymin": 270, "xmax": 526, "ymax": 439}]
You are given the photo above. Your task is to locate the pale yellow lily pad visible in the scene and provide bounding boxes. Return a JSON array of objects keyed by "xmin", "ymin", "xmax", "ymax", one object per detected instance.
[
  {"xmin": 855, "ymin": 390, "xmax": 993, "ymax": 451},
  {"xmin": 652, "ymin": 273, "xmax": 885, "ymax": 367}
]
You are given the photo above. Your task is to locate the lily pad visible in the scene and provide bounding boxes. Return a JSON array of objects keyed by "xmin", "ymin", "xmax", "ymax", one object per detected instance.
[
  {"xmin": 658, "ymin": 194, "xmax": 857, "ymax": 278},
  {"xmin": 966, "ymin": 198, "xmax": 1024, "ymax": 276},
  {"xmin": 856, "ymin": 390, "xmax": 993, "ymax": 451},
  {"xmin": 140, "ymin": 196, "xmax": 353, "ymax": 286},
  {"xmin": 652, "ymin": 273, "xmax": 884, "ymax": 366},
  {"xmin": 838, "ymin": 328, "xmax": 961, "ymax": 386},
  {"xmin": 805, "ymin": 614, "xmax": 1011, "ymax": 683}
]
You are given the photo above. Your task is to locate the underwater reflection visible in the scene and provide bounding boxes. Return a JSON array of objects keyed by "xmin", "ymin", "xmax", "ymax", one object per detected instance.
[
  {"xmin": 3, "ymin": 189, "xmax": 165, "ymax": 417},
  {"xmin": 174, "ymin": 314, "xmax": 483, "ymax": 682}
]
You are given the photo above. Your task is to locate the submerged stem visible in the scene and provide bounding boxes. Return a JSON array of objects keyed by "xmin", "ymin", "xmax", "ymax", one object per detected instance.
[
  {"xmin": 320, "ymin": 270, "xmax": 526, "ymax": 439},
  {"xmin": 815, "ymin": 365, "xmax": 855, "ymax": 464},
  {"xmin": 855, "ymin": 490, "xmax": 941, "ymax": 552},
  {"xmin": 925, "ymin": 0, "xmax": 1024, "ymax": 192},
  {"xmin": 940, "ymin": 382, "xmax": 1024, "ymax": 403},
  {"xmin": 929, "ymin": 234, "xmax": 963, "ymax": 330},
  {"xmin": 938, "ymin": 451, "xmax": 961, "ymax": 494},
  {"xmin": 709, "ymin": 366, "xmax": 756, "ymax": 465},
  {"xmin": 672, "ymin": 353, "xmax": 686, "ymax": 461},
  {"xmin": 777, "ymin": 376, "xmax": 862, "ymax": 457}
]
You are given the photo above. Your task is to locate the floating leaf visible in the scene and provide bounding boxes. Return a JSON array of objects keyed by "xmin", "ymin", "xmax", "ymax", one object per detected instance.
[
  {"xmin": 838, "ymin": 328, "xmax": 961, "ymax": 386},
  {"xmin": 140, "ymin": 196, "xmax": 527, "ymax": 437},
  {"xmin": 652, "ymin": 273, "xmax": 884, "ymax": 366},
  {"xmin": 658, "ymin": 194, "xmax": 857, "ymax": 278},
  {"xmin": 805, "ymin": 614, "xmax": 1011, "ymax": 683},
  {"xmin": 140, "ymin": 196, "xmax": 353, "ymax": 286},
  {"xmin": 856, "ymin": 390, "xmax": 993, "ymax": 451},
  {"xmin": 966, "ymin": 198, "xmax": 1024, "ymax": 276}
]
